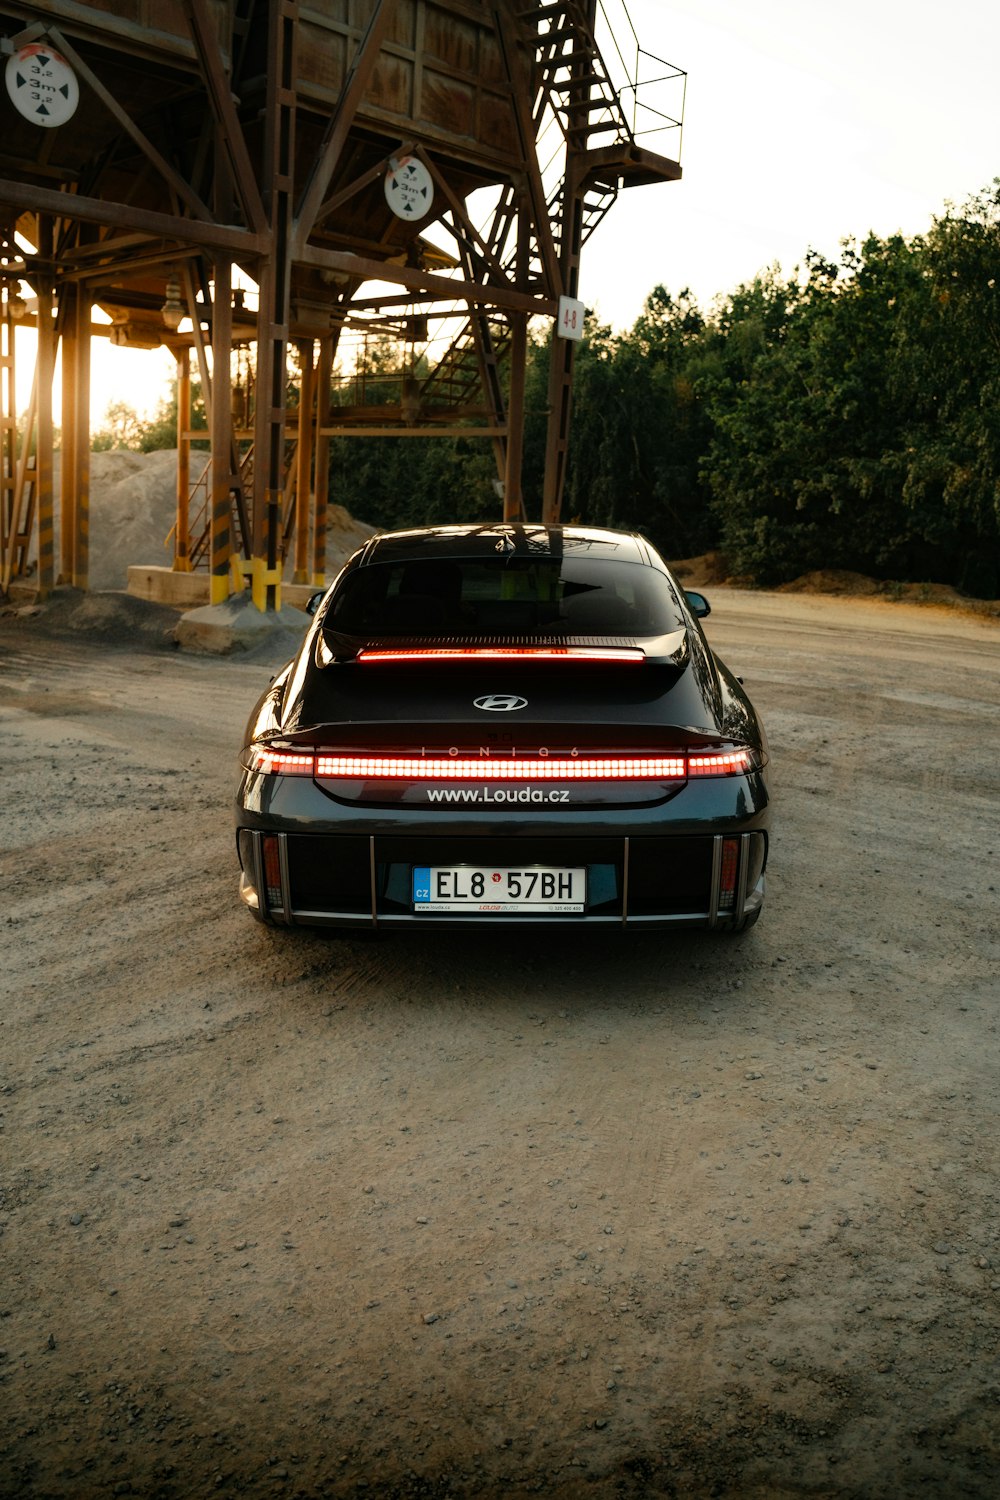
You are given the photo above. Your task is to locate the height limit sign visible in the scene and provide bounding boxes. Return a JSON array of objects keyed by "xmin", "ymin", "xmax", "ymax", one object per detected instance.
[
  {"xmin": 556, "ymin": 296, "xmax": 585, "ymax": 341},
  {"xmin": 5, "ymin": 44, "xmax": 79, "ymax": 128},
  {"xmin": 384, "ymin": 156, "xmax": 434, "ymax": 221}
]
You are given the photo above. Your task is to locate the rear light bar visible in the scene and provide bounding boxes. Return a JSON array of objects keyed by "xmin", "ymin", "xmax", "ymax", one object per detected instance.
[
  {"xmin": 315, "ymin": 754, "xmax": 687, "ymax": 780},
  {"xmin": 355, "ymin": 646, "xmax": 645, "ymax": 665},
  {"xmin": 247, "ymin": 747, "xmax": 756, "ymax": 780}
]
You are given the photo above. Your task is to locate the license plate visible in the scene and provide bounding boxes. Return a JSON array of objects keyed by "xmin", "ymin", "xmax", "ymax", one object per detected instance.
[{"xmin": 412, "ymin": 865, "xmax": 586, "ymax": 913}]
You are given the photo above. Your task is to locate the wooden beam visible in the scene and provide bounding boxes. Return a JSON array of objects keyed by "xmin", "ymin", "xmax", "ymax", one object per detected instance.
[
  {"xmin": 412, "ymin": 147, "xmax": 510, "ymax": 285},
  {"xmin": 306, "ymin": 142, "xmax": 416, "ymax": 235},
  {"xmin": 294, "ymin": 0, "xmax": 396, "ymax": 248},
  {"xmin": 493, "ymin": 2, "xmax": 562, "ymax": 298},
  {"xmin": 182, "ymin": 0, "xmax": 268, "ymax": 235},
  {"xmin": 48, "ymin": 28, "xmax": 216, "ymax": 225},
  {"xmin": 296, "ymin": 245, "xmax": 557, "ymax": 317},
  {"xmin": 0, "ymin": 178, "xmax": 267, "ymax": 258},
  {"xmin": 319, "ymin": 426, "xmax": 507, "ymax": 438}
]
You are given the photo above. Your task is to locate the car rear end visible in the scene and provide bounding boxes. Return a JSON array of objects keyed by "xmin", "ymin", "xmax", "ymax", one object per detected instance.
[{"xmin": 236, "ymin": 528, "xmax": 770, "ymax": 931}]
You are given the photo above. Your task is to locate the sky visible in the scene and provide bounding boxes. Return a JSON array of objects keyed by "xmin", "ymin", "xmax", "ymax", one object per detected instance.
[
  {"xmin": 583, "ymin": 0, "xmax": 1000, "ymax": 325},
  {"xmin": 17, "ymin": 0, "xmax": 1000, "ymax": 421}
]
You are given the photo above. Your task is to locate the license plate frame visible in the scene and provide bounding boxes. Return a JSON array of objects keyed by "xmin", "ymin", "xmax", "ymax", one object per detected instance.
[{"xmin": 412, "ymin": 864, "xmax": 586, "ymax": 914}]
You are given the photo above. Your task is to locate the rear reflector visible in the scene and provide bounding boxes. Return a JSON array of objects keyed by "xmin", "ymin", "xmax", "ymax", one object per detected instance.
[
  {"xmin": 356, "ymin": 646, "xmax": 645, "ymax": 665},
  {"xmin": 247, "ymin": 746, "xmax": 758, "ymax": 781},
  {"xmin": 262, "ymin": 835, "xmax": 283, "ymax": 908},
  {"xmin": 718, "ymin": 837, "xmax": 739, "ymax": 910}
]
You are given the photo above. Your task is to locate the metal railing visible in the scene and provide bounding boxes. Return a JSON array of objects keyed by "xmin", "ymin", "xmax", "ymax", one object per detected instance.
[{"xmin": 593, "ymin": 0, "xmax": 686, "ymax": 153}]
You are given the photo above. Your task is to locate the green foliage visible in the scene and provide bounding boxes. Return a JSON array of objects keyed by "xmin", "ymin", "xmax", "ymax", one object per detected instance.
[
  {"xmin": 328, "ymin": 431, "xmax": 499, "ymax": 531},
  {"xmin": 517, "ymin": 289, "xmax": 718, "ymax": 560},
  {"xmin": 700, "ymin": 187, "xmax": 1000, "ymax": 594},
  {"xmin": 91, "ymin": 381, "xmax": 207, "ymax": 454},
  {"xmin": 91, "ymin": 399, "xmax": 148, "ymax": 452}
]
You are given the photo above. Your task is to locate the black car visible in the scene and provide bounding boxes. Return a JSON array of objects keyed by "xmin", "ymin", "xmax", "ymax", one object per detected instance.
[{"xmin": 236, "ymin": 524, "xmax": 770, "ymax": 931}]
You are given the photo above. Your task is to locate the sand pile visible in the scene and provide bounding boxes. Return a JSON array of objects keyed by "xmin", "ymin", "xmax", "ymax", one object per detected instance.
[{"xmin": 68, "ymin": 449, "xmax": 376, "ymax": 591}]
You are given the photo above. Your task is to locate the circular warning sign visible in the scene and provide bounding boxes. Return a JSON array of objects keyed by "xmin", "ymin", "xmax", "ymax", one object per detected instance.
[
  {"xmin": 384, "ymin": 156, "xmax": 434, "ymax": 221},
  {"xmin": 6, "ymin": 44, "xmax": 79, "ymax": 129}
]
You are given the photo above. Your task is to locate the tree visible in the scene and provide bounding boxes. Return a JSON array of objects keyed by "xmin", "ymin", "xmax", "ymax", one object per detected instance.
[
  {"xmin": 700, "ymin": 199, "xmax": 1000, "ymax": 594},
  {"xmin": 91, "ymin": 399, "xmax": 147, "ymax": 452}
]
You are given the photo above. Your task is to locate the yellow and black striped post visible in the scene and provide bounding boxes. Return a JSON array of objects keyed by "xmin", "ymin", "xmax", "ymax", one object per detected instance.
[{"xmin": 173, "ymin": 350, "xmax": 192, "ymax": 573}]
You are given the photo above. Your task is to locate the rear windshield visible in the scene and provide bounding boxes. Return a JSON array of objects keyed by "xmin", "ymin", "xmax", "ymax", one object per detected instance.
[{"xmin": 324, "ymin": 557, "xmax": 685, "ymax": 638}]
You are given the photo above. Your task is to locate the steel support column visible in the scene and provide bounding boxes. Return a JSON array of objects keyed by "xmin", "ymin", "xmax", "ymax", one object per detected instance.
[
  {"xmin": 541, "ymin": 178, "xmax": 583, "ymax": 526},
  {"xmin": 292, "ymin": 338, "xmax": 314, "ymax": 584},
  {"xmin": 59, "ymin": 285, "xmax": 76, "ymax": 585},
  {"xmin": 0, "ymin": 295, "xmax": 15, "ymax": 588},
  {"xmin": 503, "ymin": 194, "xmax": 531, "ymax": 522},
  {"xmin": 35, "ymin": 217, "xmax": 55, "ymax": 597},
  {"xmin": 174, "ymin": 351, "xmax": 192, "ymax": 571},
  {"xmin": 71, "ymin": 287, "xmax": 91, "ymax": 589},
  {"xmin": 210, "ymin": 256, "xmax": 233, "ymax": 605},
  {"xmin": 312, "ymin": 333, "xmax": 333, "ymax": 587},
  {"xmin": 251, "ymin": 0, "xmax": 298, "ymax": 612}
]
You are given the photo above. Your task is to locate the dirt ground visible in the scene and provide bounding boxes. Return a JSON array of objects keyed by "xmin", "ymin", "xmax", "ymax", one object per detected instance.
[{"xmin": 1, "ymin": 586, "xmax": 998, "ymax": 1499}]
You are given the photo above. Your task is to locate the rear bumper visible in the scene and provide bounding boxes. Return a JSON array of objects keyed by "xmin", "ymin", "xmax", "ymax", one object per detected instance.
[{"xmin": 236, "ymin": 827, "xmax": 768, "ymax": 932}]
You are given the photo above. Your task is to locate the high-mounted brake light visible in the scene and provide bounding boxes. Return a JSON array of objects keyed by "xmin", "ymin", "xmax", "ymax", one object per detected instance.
[
  {"xmin": 355, "ymin": 646, "xmax": 645, "ymax": 665},
  {"xmin": 248, "ymin": 746, "xmax": 758, "ymax": 781}
]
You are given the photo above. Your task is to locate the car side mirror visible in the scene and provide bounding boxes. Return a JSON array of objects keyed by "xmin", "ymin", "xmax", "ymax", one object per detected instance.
[
  {"xmin": 685, "ymin": 590, "xmax": 711, "ymax": 619},
  {"xmin": 305, "ymin": 590, "xmax": 324, "ymax": 617}
]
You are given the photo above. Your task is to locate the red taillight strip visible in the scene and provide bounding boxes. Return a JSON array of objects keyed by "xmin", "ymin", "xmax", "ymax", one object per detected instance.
[
  {"xmin": 252, "ymin": 749, "xmax": 315, "ymax": 775},
  {"xmin": 355, "ymin": 646, "xmax": 645, "ymax": 665},
  {"xmin": 248, "ymin": 746, "xmax": 757, "ymax": 780},
  {"xmin": 315, "ymin": 755, "xmax": 686, "ymax": 780},
  {"xmin": 689, "ymin": 748, "xmax": 753, "ymax": 776}
]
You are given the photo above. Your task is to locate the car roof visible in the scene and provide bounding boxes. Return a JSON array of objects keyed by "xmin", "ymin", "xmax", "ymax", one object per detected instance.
[{"xmin": 355, "ymin": 523, "xmax": 654, "ymax": 567}]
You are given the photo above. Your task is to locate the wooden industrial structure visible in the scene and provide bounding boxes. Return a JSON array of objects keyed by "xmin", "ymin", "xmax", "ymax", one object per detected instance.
[{"xmin": 0, "ymin": 1, "xmax": 683, "ymax": 610}]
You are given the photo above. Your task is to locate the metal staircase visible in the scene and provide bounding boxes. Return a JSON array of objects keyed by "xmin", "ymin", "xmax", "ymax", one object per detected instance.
[{"xmin": 417, "ymin": 1, "xmax": 678, "ymax": 424}]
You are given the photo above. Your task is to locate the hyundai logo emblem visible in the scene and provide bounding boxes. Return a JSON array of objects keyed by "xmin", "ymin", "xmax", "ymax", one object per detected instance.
[{"xmin": 473, "ymin": 694, "xmax": 528, "ymax": 713}]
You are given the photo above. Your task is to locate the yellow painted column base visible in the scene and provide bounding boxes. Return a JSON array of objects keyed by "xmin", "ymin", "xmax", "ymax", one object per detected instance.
[
  {"xmin": 210, "ymin": 571, "xmax": 231, "ymax": 606},
  {"xmin": 250, "ymin": 556, "xmax": 283, "ymax": 612}
]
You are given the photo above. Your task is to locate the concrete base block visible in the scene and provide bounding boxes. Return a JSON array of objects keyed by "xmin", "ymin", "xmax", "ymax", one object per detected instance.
[
  {"xmin": 128, "ymin": 564, "xmax": 322, "ymax": 613},
  {"xmin": 174, "ymin": 593, "xmax": 310, "ymax": 655}
]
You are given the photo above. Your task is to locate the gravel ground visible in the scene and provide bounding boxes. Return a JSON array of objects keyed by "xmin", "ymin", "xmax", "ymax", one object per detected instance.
[{"xmin": 1, "ymin": 587, "xmax": 998, "ymax": 1499}]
